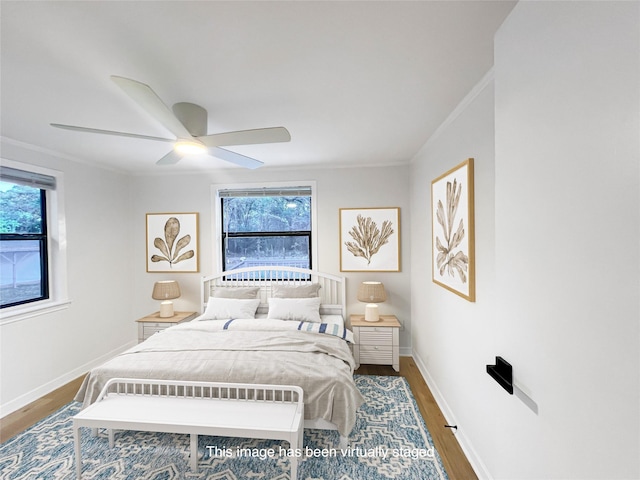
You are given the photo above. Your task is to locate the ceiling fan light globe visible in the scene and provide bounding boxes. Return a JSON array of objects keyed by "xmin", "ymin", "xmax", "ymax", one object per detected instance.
[{"xmin": 174, "ymin": 140, "xmax": 207, "ymax": 155}]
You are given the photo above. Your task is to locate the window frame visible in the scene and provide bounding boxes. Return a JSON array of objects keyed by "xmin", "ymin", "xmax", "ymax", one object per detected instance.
[
  {"xmin": 212, "ymin": 181, "xmax": 318, "ymax": 274},
  {"xmin": 0, "ymin": 159, "xmax": 69, "ymax": 324},
  {"xmin": 0, "ymin": 188, "xmax": 50, "ymax": 308}
]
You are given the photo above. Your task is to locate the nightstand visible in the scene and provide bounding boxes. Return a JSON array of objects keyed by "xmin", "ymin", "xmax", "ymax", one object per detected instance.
[
  {"xmin": 350, "ymin": 314, "xmax": 401, "ymax": 372},
  {"xmin": 136, "ymin": 311, "xmax": 197, "ymax": 342}
]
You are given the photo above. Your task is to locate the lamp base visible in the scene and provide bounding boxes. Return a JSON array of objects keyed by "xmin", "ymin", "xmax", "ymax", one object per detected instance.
[
  {"xmin": 159, "ymin": 301, "xmax": 175, "ymax": 318},
  {"xmin": 364, "ymin": 304, "xmax": 380, "ymax": 322}
]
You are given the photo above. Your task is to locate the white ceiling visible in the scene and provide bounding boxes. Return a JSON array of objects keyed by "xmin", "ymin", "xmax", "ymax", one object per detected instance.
[{"xmin": 1, "ymin": 1, "xmax": 516, "ymax": 174}]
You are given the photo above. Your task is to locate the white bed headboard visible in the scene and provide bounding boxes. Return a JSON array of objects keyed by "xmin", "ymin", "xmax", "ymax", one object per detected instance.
[{"xmin": 201, "ymin": 266, "xmax": 346, "ymax": 317}]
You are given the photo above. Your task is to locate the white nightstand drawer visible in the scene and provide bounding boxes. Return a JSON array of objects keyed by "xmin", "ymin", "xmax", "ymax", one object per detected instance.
[
  {"xmin": 143, "ymin": 325, "xmax": 170, "ymax": 336},
  {"xmin": 145, "ymin": 322, "xmax": 170, "ymax": 328},
  {"xmin": 358, "ymin": 328, "xmax": 393, "ymax": 345},
  {"xmin": 359, "ymin": 345, "xmax": 393, "ymax": 364}
]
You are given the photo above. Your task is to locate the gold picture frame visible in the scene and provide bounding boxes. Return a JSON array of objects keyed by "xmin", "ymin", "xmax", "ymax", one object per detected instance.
[
  {"xmin": 431, "ymin": 159, "xmax": 475, "ymax": 301},
  {"xmin": 146, "ymin": 212, "xmax": 199, "ymax": 273},
  {"xmin": 339, "ymin": 207, "xmax": 400, "ymax": 272}
]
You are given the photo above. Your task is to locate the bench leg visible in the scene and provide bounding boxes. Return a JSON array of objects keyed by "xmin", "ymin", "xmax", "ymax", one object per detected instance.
[
  {"xmin": 290, "ymin": 455, "xmax": 298, "ymax": 480},
  {"xmin": 73, "ymin": 424, "xmax": 82, "ymax": 479},
  {"xmin": 299, "ymin": 428, "xmax": 304, "ymax": 455},
  {"xmin": 190, "ymin": 433, "xmax": 198, "ymax": 472},
  {"xmin": 290, "ymin": 426, "xmax": 303, "ymax": 480},
  {"xmin": 286, "ymin": 437, "xmax": 299, "ymax": 480},
  {"xmin": 338, "ymin": 435, "xmax": 349, "ymax": 449},
  {"xmin": 108, "ymin": 429, "xmax": 115, "ymax": 448}
]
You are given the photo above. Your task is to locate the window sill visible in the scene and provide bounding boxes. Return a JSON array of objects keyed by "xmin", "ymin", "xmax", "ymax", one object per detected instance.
[{"xmin": 0, "ymin": 299, "xmax": 72, "ymax": 326}]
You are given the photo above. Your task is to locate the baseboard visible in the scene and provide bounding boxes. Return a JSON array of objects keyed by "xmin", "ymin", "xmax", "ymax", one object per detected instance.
[
  {"xmin": 411, "ymin": 350, "xmax": 493, "ymax": 480},
  {"xmin": 1, "ymin": 340, "xmax": 136, "ymax": 416}
]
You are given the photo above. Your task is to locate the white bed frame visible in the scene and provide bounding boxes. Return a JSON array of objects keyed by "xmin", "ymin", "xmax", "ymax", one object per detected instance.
[{"xmin": 201, "ymin": 266, "xmax": 350, "ymax": 446}]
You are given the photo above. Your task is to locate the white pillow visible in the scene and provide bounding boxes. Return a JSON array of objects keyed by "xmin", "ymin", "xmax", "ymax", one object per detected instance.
[
  {"xmin": 267, "ymin": 297, "xmax": 322, "ymax": 323},
  {"xmin": 201, "ymin": 298, "xmax": 260, "ymax": 320}
]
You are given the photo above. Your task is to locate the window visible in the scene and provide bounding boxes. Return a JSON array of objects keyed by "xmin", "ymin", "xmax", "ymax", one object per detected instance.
[
  {"xmin": 218, "ymin": 185, "xmax": 314, "ymax": 272},
  {"xmin": 0, "ymin": 168, "xmax": 52, "ymax": 308},
  {"xmin": 0, "ymin": 162, "xmax": 67, "ymax": 318}
]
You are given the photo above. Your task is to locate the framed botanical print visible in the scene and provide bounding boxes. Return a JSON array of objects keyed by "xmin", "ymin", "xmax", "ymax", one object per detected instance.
[
  {"xmin": 146, "ymin": 212, "xmax": 199, "ymax": 273},
  {"xmin": 340, "ymin": 207, "xmax": 400, "ymax": 272},
  {"xmin": 431, "ymin": 158, "xmax": 475, "ymax": 301}
]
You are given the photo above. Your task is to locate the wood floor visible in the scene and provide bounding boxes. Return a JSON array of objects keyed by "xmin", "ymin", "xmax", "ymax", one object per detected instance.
[
  {"xmin": 355, "ymin": 357, "xmax": 477, "ymax": 480},
  {"xmin": 0, "ymin": 375, "xmax": 86, "ymax": 443},
  {"xmin": 0, "ymin": 357, "xmax": 477, "ymax": 480}
]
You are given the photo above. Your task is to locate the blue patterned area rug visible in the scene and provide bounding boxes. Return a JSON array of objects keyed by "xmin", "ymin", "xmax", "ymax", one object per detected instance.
[{"xmin": 0, "ymin": 375, "xmax": 449, "ymax": 479}]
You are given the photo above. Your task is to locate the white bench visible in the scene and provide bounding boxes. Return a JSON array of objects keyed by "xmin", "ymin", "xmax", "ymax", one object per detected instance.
[{"xmin": 72, "ymin": 378, "xmax": 304, "ymax": 479}]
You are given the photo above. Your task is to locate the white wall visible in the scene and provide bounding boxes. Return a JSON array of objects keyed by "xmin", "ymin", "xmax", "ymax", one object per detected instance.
[
  {"xmin": 0, "ymin": 140, "xmax": 135, "ymax": 414},
  {"xmin": 129, "ymin": 165, "xmax": 413, "ymax": 350},
  {"xmin": 411, "ymin": 2, "xmax": 640, "ymax": 479},
  {"xmin": 492, "ymin": 2, "xmax": 639, "ymax": 478},
  {"xmin": 410, "ymin": 73, "xmax": 499, "ymax": 476}
]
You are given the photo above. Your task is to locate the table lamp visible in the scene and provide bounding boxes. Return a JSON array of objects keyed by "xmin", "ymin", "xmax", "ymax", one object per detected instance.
[
  {"xmin": 152, "ymin": 280, "xmax": 181, "ymax": 317},
  {"xmin": 357, "ymin": 281, "xmax": 387, "ymax": 322}
]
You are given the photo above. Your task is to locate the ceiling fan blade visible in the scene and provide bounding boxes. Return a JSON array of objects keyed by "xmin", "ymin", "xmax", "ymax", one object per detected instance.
[
  {"xmin": 50, "ymin": 123, "xmax": 174, "ymax": 142},
  {"xmin": 172, "ymin": 102, "xmax": 208, "ymax": 137},
  {"xmin": 111, "ymin": 76, "xmax": 192, "ymax": 140},
  {"xmin": 156, "ymin": 149, "xmax": 183, "ymax": 166},
  {"xmin": 209, "ymin": 147, "xmax": 264, "ymax": 169},
  {"xmin": 197, "ymin": 127, "xmax": 291, "ymax": 147}
]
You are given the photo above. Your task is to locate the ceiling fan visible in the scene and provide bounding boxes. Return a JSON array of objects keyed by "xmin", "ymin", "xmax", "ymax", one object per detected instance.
[{"xmin": 51, "ymin": 76, "xmax": 291, "ymax": 168}]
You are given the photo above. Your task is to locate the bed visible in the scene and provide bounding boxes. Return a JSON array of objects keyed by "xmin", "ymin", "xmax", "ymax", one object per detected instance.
[{"xmin": 75, "ymin": 266, "xmax": 363, "ymax": 444}]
